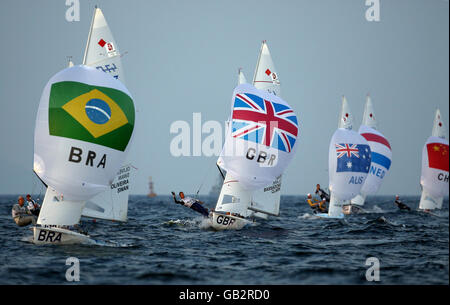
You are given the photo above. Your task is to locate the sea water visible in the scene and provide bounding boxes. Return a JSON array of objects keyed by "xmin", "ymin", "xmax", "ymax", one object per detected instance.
[{"xmin": 0, "ymin": 195, "xmax": 448, "ymax": 284}]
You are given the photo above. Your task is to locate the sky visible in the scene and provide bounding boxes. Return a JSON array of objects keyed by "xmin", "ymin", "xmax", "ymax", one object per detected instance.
[{"xmin": 0, "ymin": 0, "xmax": 448, "ymax": 196}]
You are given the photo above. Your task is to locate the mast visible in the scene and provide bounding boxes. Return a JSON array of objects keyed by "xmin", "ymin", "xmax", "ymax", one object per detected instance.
[{"xmin": 82, "ymin": 6, "xmax": 97, "ymax": 65}]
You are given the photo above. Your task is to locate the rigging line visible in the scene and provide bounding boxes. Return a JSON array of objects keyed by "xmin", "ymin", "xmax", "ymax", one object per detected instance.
[
  {"xmin": 195, "ymin": 160, "xmax": 216, "ymax": 198},
  {"xmin": 216, "ymin": 164, "xmax": 225, "ymax": 181}
]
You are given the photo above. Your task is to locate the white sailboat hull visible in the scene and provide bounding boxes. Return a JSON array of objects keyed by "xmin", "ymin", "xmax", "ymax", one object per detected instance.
[
  {"xmin": 32, "ymin": 226, "xmax": 95, "ymax": 245},
  {"xmin": 209, "ymin": 212, "xmax": 251, "ymax": 231}
]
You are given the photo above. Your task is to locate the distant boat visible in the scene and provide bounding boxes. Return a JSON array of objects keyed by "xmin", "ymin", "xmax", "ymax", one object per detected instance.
[
  {"xmin": 317, "ymin": 96, "xmax": 371, "ymax": 219},
  {"xmin": 147, "ymin": 176, "xmax": 157, "ymax": 198},
  {"xmin": 345, "ymin": 95, "xmax": 392, "ymax": 214},
  {"xmin": 418, "ymin": 109, "xmax": 449, "ymax": 211},
  {"xmin": 208, "ymin": 174, "xmax": 222, "ymax": 197}
]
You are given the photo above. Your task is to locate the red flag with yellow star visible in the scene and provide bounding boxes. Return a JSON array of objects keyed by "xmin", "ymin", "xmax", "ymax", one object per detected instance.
[{"xmin": 427, "ymin": 142, "xmax": 449, "ymax": 171}]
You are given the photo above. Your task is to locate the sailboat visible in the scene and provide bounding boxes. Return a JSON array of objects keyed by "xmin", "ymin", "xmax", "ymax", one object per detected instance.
[
  {"xmin": 418, "ymin": 109, "xmax": 449, "ymax": 211},
  {"xmin": 317, "ymin": 96, "xmax": 371, "ymax": 219},
  {"xmin": 32, "ymin": 65, "xmax": 135, "ymax": 244},
  {"xmin": 344, "ymin": 95, "xmax": 392, "ymax": 214},
  {"xmin": 83, "ymin": 6, "xmax": 125, "ymax": 82},
  {"xmin": 78, "ymin": 6, "xmax": 134, "ymax": 223},
  {"xmin": 210, "ymin": 56, "xmax": 298, "ymax": 230}
]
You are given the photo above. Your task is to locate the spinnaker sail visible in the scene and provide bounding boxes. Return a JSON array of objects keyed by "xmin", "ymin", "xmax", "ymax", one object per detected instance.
[{"xmin": 327, "ymin": 96, "xmax": 371, "ymax": 217}]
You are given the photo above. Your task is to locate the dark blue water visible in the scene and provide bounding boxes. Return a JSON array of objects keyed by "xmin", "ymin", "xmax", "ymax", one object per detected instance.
[{"xmin": 0, "ymin": 195, "xmax": 448, "ymax": 284}]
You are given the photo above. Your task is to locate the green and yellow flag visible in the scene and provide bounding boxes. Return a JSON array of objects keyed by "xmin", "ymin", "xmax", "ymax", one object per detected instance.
[{"xmin": 48, "ymin": 81, "xmax": 135, "ymax": 151}]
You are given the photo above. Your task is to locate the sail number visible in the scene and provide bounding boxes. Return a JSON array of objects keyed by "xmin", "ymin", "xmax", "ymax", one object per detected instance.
[
  {"xmin": 37, "ymin": 230, "xmax": 62, "ymax": 243},
  {"xmin": 246, "ymin": 148, "xmax": 276, "ymax": 166},
  {"xmin": 216, "ymin": 215, "xmax": 235, "ymax": 226}
]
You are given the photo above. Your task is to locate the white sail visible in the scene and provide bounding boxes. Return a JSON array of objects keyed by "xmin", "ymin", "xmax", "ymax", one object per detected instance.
[
  {"xmin": 249, "ymin": 175, "xmax": 281, "ymax": 217},
  {"xmin": 33, "ymin": 65, "xmax": 135, "ymax": 226},
  {"xmin": 83, "ymin": 7, "xmax": 125, "ymax": 82},
  {"xmin": 81, "ymin": 164, "xmax": 133, "ymax": 222},
  {"xmin": 215, "ymin": 172, "xmax": 252, "ymax": 216},
  {"xmin": 328, "ymin": 96, "xmax": 371, "ymax": 217},
  {"xmin": 37, "ymin": 188, "xmax": 86, "ymax": 226},
  {"xmin": 218, "ymin": 83, "xmax": 298, "ymax": 191},
  {"xmin": 68, "ymin": 60, "xmax": 74, "ymax": 68},
  {"xmin": 252, "ymin": 41, "xmax": 280, "ymax": 96},
  {"xmin": 351, "ymin": 95, "xmax": 392, "ymax": 206},
  {"xmin": 419, "ymin": 109, "xmax": 448, "ymax": 210}
]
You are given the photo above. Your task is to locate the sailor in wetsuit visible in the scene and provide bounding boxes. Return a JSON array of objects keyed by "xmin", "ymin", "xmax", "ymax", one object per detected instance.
[
  {"xmin": 315, "ymin": 184, "xmax": 330, "ymax": 203},
  {"xmin": 26, "ymin": 194, "xmax": 40, "ymax": 216},
  {"xmin": 171, "ymin": 191, "xmax": 210, "ymax": 217},
  {"xmin": 394, "ymin": 195, "xmax": 411, "ymax": 211},
  {"xmin": 12, "ymin": 196, "xmax": 37, "ymax": 227},
  {"xmin": 307, "ymin": 193, "xmax": 328, "ymax": 214}
]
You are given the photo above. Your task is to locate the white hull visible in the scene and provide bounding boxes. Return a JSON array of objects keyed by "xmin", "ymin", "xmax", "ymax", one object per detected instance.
[
  {"xmin": 342, "ymin": 204, "xmax": 366, "ymax": 215},
  {"xmin": 209, "ymin": 212, "xmax": 250, "ymax": 231},
  {"xmin": 32, "ymin": 226, "xmax": 95, "ymax": 245},
  {"xmin": 314, "ymin": 212, "xmax": 344, "ymax": 219},
  {"xmin": 418, "ymin": 189, "xmax": 443, "ymax": 211}
]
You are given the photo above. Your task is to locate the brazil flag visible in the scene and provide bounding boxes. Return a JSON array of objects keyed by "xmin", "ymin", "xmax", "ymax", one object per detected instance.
[{"xmin": 48, "ymin": 81, "xmax": 135, "ymax": 152}]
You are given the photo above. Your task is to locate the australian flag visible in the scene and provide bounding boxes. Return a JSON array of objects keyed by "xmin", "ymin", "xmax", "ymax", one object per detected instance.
[
  {"xmin": 336, "ymin": 143, "xmax": 371, "ymax": 173},
  {"xmin": 231, "ymin": 93, "xmax": 298, "ymax": 153}
]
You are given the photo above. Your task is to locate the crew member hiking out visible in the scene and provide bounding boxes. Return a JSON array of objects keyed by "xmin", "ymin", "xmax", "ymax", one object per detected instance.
[
  {"xmin": 12, "ymin": 196, "xmax": 37, "ymax": 227},
  {"xmin": 172, "ymin": 191, "xmax": 210, "ymax": 217},
  {"xmin": 306, "ymin": 193, "xmax": 328, "ymax": 214},
  {"xmin": 394, "ymin": 195, "xmax": 411, "ymax": 211}
]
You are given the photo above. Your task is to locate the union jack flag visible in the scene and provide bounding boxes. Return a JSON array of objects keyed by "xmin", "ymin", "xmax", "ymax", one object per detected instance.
[{"xmin": 231, "ymin": 93, "xmax": 298, "ymax": 152}]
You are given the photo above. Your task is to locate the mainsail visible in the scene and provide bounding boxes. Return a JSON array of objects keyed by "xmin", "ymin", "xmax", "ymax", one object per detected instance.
[
  {"xmin": 82, "ymin": 164, "xmax": 133, "ymax": 222},
  {"xmin": 250, "ymin": 41, "xmax": 282, "ymax": 217},
  {"xmin": 83, "ymin": 7, "xmax": 125, "ymax": 82},
  {"xmin": 327, "ymin": 96, "xmax": 371, "ymax": 217},
  {"xmin": 419, "ymin": 109, "xmax": 449, "ymax": 210},
  {"xmin": 34, "ymin": 65, "xmax": 135, "ymax": 226},
  {"xmin": 252, "ymin": 40, "xmax": 280, "ymax": 96},
  {"xmin": 351, "ymin": 95, "xmax": 392, "ymax": 206}
]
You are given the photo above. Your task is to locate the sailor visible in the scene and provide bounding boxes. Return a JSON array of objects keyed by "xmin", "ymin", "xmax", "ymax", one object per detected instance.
[
  {"xmin": 394, "ymin": 195, "xmax": 411, "ymax": 211},
  {"xmin": 26, "ymin": 194, "xmax": 40, "ymax": 216},
  {"xmin": 315, "ymin": 184, "xmax": 330, "ymax": 202},
  {"xmin": 307, "ymin": 193, "xmax": 328, "ymax": 213},
  {"xmin": 171, "ymin": 191, "xmax": 209, "ymax": 217},
  {"xmin": 12, "ymin": 196, "xmax": 37, "ymax": 227}
]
